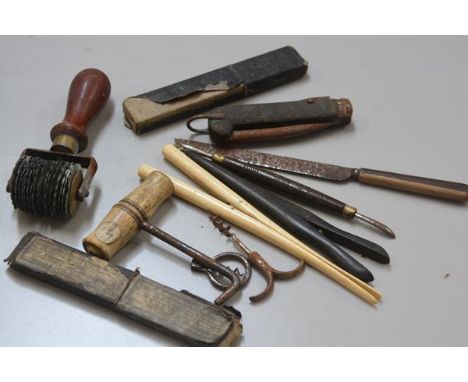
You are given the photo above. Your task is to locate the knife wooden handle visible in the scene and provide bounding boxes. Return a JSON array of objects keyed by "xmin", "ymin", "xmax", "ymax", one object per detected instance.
[
  {"xmin": 357, "ymin": 168, "xmax": 468, "ymax": 202},
  {"xmin": 227, "ymin": 121, "xmax": 345, "ymax": 144}
]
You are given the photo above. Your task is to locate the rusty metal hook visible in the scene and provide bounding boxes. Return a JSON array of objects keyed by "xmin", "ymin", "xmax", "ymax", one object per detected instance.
[
  {"xmin": 191, "ymin": 251, "xmax": 252, "ymax": 290},
  {"xmin": 230, "ymin": 233, "xmax": 305, "ymax": 302},
  {"xmin": 207, "ymin": 215, "xmax": 305, "ymax": 302}
]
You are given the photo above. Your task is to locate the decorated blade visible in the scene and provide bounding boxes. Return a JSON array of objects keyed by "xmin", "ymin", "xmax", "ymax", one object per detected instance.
[{"xmin": 174, "ymin": 139, "xmax": 357, "ymax": 181}]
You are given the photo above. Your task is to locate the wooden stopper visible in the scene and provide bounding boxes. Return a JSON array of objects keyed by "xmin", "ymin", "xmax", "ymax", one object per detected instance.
[{"xmin": 83, "ymin": 171, "xmax": 174, "ymax": 260}]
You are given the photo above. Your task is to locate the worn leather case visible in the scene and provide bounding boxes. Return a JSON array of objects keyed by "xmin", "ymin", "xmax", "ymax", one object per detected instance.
[
  {"xmin": 123, "ymin": 46, "xmax": 308, "ymax": 134},
  {"xmin": 6, "ymin": 232, "xmax": 242, "ymax": 346}
]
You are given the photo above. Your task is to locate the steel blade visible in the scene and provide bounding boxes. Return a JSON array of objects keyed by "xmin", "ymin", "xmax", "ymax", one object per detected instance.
[{"xmin": 175, "ymin": 139, "xmax": 356, "ymax": 181}]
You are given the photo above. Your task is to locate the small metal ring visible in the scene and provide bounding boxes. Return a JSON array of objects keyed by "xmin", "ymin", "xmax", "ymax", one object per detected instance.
[
  {"xmin": 186, "ymin": 114, "xmax": 225, "ymax": 133},
  {"xmin": 191, "ymin": 251, "xmax": 252, "ymax": 290}
]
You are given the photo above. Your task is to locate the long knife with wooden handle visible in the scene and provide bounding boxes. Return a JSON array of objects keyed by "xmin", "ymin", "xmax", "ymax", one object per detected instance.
[{"xmin": 175, "ymin": 139, "xmax": 468, "ymax": 203}]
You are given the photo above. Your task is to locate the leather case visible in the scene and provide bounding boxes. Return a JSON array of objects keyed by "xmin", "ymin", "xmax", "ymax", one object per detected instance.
[{"xmin": 123, "ymin": 46, "xmax": 308, "ymax": 134}]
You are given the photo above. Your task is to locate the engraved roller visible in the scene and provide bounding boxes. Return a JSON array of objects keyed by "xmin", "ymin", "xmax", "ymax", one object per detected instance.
[{"xmin": 6, "ymin": 69, "xmax": 111, "ymax": 218}]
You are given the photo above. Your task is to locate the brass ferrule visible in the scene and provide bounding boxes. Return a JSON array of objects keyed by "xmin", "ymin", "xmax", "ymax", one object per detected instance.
[
  {"xmin": 51, "ymin": 134, "xmax": 80, "ymax": 154},
  {"xmin": 213, "ymin": 153, "xmax": 225, "ymax": 163},
  {"xmin": 342, "ymin": 204, "xmax": 357, "ymax": 217}
]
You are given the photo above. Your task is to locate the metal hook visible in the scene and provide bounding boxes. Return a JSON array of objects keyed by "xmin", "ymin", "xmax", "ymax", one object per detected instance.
[
  {"xmin": 230, "ymin": 234, "xmax": 305, "ymax": 302},
  {"xmin": 191, "ymin": 251, "xmax": 252, "ymax": 290},
  {"xmin": 208, "ymin": 215, "xmax": 306, "ymax": 302}
]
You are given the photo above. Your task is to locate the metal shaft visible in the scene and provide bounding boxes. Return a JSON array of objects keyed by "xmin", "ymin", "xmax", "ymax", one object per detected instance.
[
  {"xmin": 139, "ymin": 220, "xmax": 240, "ymax": 305},
  {"xmin": 354, "ymin": 212, "xmax": 395, "ymax": 238}
]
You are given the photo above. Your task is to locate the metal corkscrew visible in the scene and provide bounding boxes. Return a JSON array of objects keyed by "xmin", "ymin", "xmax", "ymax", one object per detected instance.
[{"xmin": 191, "ymin": 215, "xmax": 305, "ymax": 302}]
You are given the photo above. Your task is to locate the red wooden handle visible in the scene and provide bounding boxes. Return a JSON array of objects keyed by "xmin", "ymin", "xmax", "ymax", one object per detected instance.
[{"xmin": 50, "ymin": 68, "xmax": 111, "ymax": 153}]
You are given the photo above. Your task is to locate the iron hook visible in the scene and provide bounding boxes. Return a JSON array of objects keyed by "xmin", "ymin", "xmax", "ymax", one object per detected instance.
[{"xmin": 208, "ymin": 215, "xmax": 306, "ymax": 302}]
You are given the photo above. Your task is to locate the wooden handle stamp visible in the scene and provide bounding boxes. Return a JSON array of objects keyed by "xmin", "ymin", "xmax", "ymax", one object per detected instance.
[{"xmin": 50, "ymin": 68, "xmax": 111, "ymax": 154}]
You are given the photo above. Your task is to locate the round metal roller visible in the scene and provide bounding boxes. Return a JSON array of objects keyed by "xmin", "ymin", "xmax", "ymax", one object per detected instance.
[{"xmin": 9, "ymin": 155, "xmax": 83, "ymax": 218}]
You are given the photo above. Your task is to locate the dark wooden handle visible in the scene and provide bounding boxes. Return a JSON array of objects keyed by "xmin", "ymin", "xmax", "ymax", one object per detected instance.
[
  {"xmin": 226, "ymin": 121, "xmax": 346, "ymax": 144},
  {"xmin": 358, "ymin": 168, "xmax": 468, "ymax": 202},
  {"xmin": 50, "ymin": 68, "xmax": 111, "ymax": 153}
]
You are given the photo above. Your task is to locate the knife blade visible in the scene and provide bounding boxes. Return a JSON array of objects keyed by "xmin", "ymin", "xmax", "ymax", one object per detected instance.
[
  {"xmin": 175, "ymin": 139, "xmax": 356, "ymax": 181},
  {"xmin": 174, "ymin": 139, "xmax": 468, "ymax": 202}
]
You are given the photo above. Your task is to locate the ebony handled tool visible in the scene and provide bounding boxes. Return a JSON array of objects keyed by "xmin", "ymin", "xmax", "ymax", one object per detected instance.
[
  {"xmin": 269, "ymin": 192, "xmax": 390, "ymax": 264},
  {"xmin": 177, "ymin": 140, "xmax": 395, "ymax": 238},
  {"xmin": 177, "ymin": 139, "xmax": 468, "ymax": 203},
  {"xmin": 186, "ymin": 97, "xmax": 352, "ymax": 145},
  {"xmin": 184, "ymin": 151, "xmax": 377, "ymax": 282},
  {"xmin": 83, "ymin": 171, "xmax": 243, "ymax": 305},
  {"xmin": 6, "ymin": 68, "xmax": 111, "ymax": 218}
]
